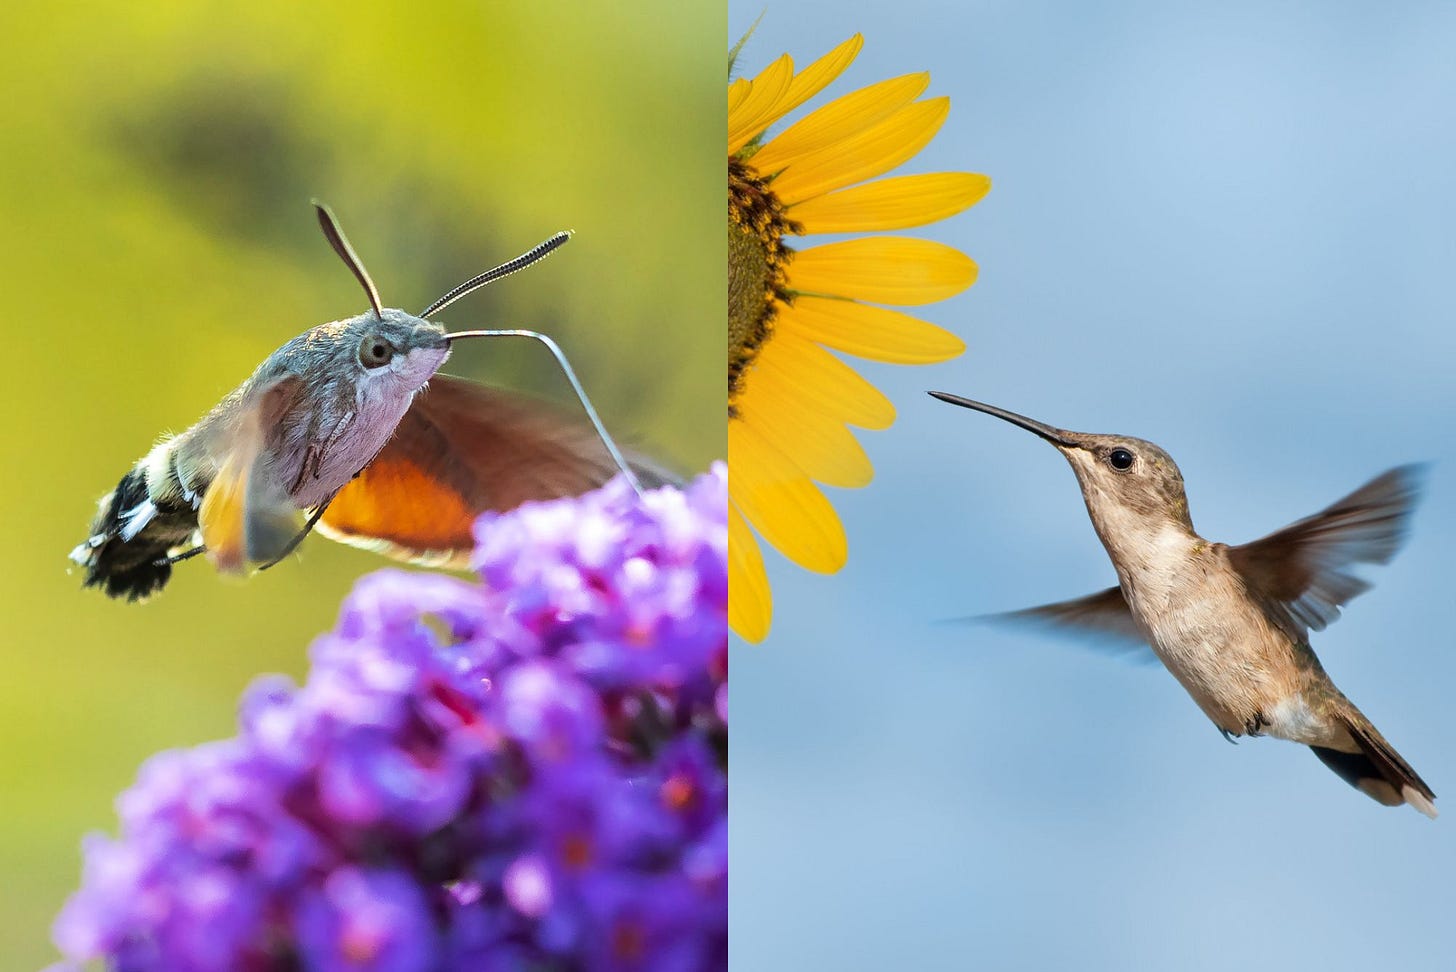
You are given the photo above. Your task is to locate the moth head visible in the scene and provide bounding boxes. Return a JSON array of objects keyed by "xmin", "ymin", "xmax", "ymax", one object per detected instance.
[{"xmin": 346, "ymin": 309, "xmax": 450, "ymax": 388}]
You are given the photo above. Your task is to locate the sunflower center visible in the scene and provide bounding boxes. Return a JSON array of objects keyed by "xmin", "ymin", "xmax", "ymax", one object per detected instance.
[{"xmin": 728, "ymin": 157, "xmax": 798, "ymax": 416}]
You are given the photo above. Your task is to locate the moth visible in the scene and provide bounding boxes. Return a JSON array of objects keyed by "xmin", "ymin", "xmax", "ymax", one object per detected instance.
[{"xmin": 71, "ymin": 204, "xmax": 668, "ymax": 600}]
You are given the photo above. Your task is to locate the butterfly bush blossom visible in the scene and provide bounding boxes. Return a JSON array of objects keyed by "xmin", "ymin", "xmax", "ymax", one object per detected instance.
[{"xmin": 54, "ymin": 466, "xmax": 728, "ymax": 972}]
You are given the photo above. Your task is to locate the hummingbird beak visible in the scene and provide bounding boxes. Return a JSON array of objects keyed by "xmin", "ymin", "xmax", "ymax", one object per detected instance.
[{"xmin": 928, "ymin": 391, "xmax": 1080, "ymax": 448}]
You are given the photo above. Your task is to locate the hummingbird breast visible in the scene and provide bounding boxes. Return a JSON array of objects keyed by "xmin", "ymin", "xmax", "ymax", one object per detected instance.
[{"xmin": 1115, "ymin": 531, "xmax": 1301, "ymax": 737}]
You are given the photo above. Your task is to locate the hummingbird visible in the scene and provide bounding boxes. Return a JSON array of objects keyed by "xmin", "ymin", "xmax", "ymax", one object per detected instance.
[{"xmin": 929, "ymin": 391, "xmax": 1436, "ymax": 818}]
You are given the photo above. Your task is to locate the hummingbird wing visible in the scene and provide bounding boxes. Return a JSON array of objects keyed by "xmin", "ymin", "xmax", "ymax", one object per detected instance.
[
  {"xmin": 981, "ymin": 585, "xmax": 1157, "ymax": 661},
  {"xmin": 198, "ymin": 375, "xmax": 305, "ymax": 574},
  {"xmin": 1226, "ymin": 464, "xmax": 1425, "ymax": 638},
  {"xmin": 315, "ymin": 374, "xmax": 673, "ymax": 564}
]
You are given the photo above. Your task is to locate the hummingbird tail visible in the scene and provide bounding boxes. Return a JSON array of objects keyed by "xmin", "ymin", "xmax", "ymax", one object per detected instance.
[{"xmin": 1310, "ymin": 717, "xmax": 1437, "ymax": 819}]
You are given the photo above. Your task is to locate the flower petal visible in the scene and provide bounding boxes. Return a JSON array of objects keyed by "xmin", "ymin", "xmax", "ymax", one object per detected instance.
[
  {"xmin": 728, "ymin": 506, "xmax": 772, "ymax": 643},
  {"xmin": 749, "ymin": 72, "xmax": 929, "ymax": 174},
  {"xmin": 747, "ymin": 35, "xmax": 864, "ymax": 146},
  {"xmin": 770, "ymin": 97, "xmax": 949, "ymax": 205},
  {"xmin": 790, "ymin": 237, "xmax": 977, "ymax": 306},
  {"xmin": 727, "ymin": 77, "xmax": 751, "ymax": 117},
  {"xmin": 728, "ymin": 421, "xmax": 847, "ymax": 574},
  {"xmin": 752, "ymin": 329, "xmax": 896, "ymax": 429},
  {"xmin": 728, "ymin": 54, "xmax": 795, "ymax": 156},
  {"xmin": 779, "ymin": 296, "xmax": 966, "ymax": 364},
  {"xmin": 736, "ymin": 369, "xmax": 874, "ymax": 488},
  {"xmin": 790, "ymin": 172, "xmax": 991, "ymax": 233}
]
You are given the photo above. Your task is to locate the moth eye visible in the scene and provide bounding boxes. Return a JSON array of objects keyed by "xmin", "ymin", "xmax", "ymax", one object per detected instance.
[
  {"xmin": 1108, "ymin": 448, "xmax": 1135, "ymax": 471},
  {"xmin": 359, "ymin": 335, "xmax": 394, "ymax": 369}
]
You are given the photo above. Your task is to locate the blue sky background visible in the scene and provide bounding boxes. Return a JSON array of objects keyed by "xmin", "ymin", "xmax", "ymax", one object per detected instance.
[{"xmin": 730, "ymin": 3, "xmax": 1456, "ymax": 968}]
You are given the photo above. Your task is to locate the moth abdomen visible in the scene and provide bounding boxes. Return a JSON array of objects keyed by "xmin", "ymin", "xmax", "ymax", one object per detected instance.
[{"xmin": 72, "ymin": 463, "xmax": 201, "ymax": 602}]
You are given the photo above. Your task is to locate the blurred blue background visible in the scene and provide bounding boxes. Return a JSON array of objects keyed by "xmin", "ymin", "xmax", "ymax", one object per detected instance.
[{"xmin": 730, "ymin": 2, "xmax": 1456, "ymax": 968}]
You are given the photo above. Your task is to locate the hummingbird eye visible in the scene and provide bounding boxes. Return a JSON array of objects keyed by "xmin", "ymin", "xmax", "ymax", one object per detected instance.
[
  {"xmin": 358, "ymin": 335, "xmax": 395, "ymax": 369},
  {"xmin": 1108, "ymin": 448, "xmax": 1135, "ymax": 471}
]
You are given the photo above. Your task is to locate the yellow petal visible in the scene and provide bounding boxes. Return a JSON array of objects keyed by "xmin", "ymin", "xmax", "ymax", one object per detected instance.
[
  {"xmin": 790, "ymin": 237, "xmax": 977, "ymax": 306},
  {"xmin": 791, "ymin": 172, "xmax": 991, "ymax": 234},
  {"xmin": 728, "ymin": 77, "xmax": 751, "ymax": 117},
  {"xmin": 780, "ymin": 296, "xmax": 966, "ymax": 364},
  {"xmin": 737, "ymin": 368, "xmax": 874, "ymax": 488},
  {"xmin": 728, "ymin": 54, "xmax": 795, "ymax": 155},
  {"xmin": 746, "ymin": 35, "xmax": 864, "ymax": 147},
  {"xmin": 752, "ymin": 328, "xmax": 896, "ymax": 429},
  {"xmin": 728, "ymin": 505, "xmax": 773, "ymax": 643},
  {"xmin": 771, "ymin": 97, "xmax": 949, "ymax": 205},
  {"xmin": 729, "ymin": 420, "xmax": 847, "ymax": 574},
  {"xmin": 750, "ymin": 72, "xmax": 929, "ymax": 174}
]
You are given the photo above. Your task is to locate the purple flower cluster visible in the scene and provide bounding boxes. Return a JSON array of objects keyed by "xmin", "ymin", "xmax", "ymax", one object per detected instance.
[{"xmin": 54, "ymin": 467, "xmax": 728, "ymax": 972}]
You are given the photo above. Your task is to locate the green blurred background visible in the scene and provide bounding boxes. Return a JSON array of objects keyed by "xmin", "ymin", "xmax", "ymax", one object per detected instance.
[{"xmin": 0, "ymin": 2, "xmax": 721, "ymax": 966}]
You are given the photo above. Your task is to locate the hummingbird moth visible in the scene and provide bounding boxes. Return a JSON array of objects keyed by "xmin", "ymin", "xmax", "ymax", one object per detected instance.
[{"xmin": 71, "ymin": 204, "xmax": 669, "ymax": 600}]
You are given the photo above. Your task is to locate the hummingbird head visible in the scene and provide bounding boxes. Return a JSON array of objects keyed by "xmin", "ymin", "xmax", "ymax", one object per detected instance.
[{"xmin": 929, "ymin": 391, "xmax": 1194, "ymax": 535}]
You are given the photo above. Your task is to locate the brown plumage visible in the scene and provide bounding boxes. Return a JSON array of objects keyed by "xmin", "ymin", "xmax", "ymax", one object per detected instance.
[{"xmin": 931, "ymin": 392, "xmax": 1435, "ymax": 818}]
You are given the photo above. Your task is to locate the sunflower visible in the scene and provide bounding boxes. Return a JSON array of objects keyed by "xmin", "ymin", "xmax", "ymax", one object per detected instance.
[{"xmin": 727, "ymin": 34, "xmax": 988, "ymax": 642}]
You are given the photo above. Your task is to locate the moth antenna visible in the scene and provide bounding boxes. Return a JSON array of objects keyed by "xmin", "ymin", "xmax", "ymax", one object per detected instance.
[
  {"xmin": 312, "ymin": 200, "xmax": 384, "ymax": 320},
  {"xmin": 420, "ymin": 231, "xmax": 572, "ymax": 319},
  {"xmin": 443, "ymin": 328, "xmax": 645, "ymax": 497}
]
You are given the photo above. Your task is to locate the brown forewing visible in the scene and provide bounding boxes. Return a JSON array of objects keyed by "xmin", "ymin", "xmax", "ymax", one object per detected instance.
[{"xmin": 315, "ymin": 374, "xmax": 630, "ymax": 563}]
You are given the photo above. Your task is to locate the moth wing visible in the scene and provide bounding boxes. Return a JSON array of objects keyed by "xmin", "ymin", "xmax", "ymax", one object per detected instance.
[
  {"xmin": 199, "ymin": 376, "xmax": 304, "ymax": 574},
  {"xmin": 316, "ymin": 374, "xmax": 669, "ymax": 564}
]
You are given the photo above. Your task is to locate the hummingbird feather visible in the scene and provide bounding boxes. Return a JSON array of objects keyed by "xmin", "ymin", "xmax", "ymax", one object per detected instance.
[
  {"xmin": 930, "ymin": 393, "xmax": 1435, "ymax": 816},
  {"xmin": 1227, "ymin": 465, "xmax": 1425, "ymax": 638},
  {"xmin": 979, "ymin": 585, "xmax": 1157, "ymax": 663},
  {"xmin": 1312, "ymin": 713, "xmax": 1437, "ymax": 819}
]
